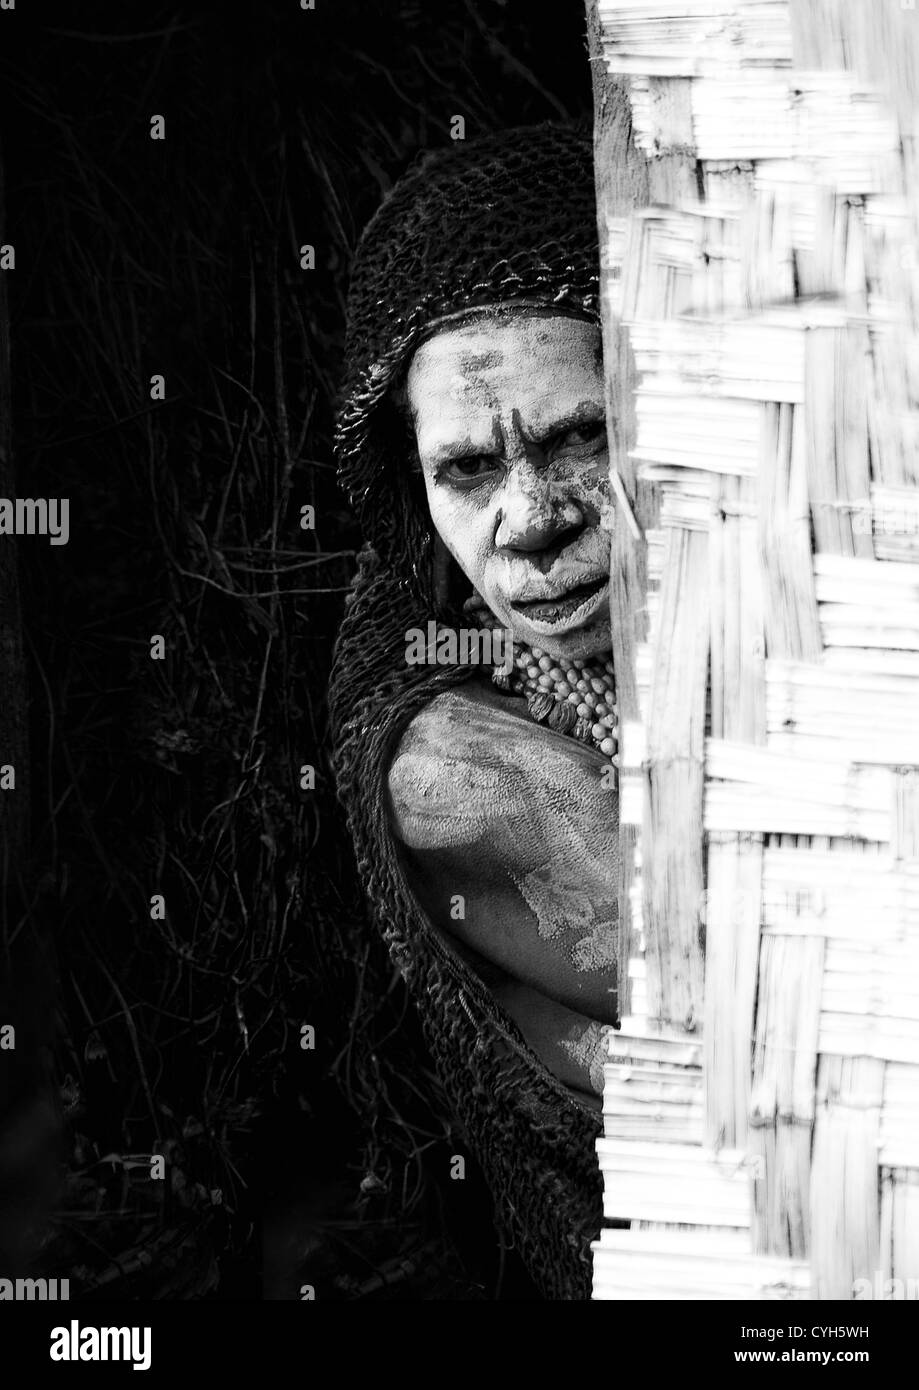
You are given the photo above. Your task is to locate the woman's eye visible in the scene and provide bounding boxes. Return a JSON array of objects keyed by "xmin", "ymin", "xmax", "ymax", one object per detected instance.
[
  {"xmin": 443, "ymin": 455, "xmax": 499, "ymax": 483},
  {"xmin": 555, "ymin": 421, "xmax": 606, "ymax": 451}
]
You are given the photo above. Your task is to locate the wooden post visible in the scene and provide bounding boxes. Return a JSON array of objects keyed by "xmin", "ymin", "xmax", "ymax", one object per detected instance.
[{"xmin": 585, "ymin": 0, "xmax": 650, "ymax": 1017}]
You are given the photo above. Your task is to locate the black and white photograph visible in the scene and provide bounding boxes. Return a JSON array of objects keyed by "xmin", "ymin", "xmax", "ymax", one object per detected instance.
[{"xmin": 0, "ymin": 0, "xmax": 917, "ymax": 1362}]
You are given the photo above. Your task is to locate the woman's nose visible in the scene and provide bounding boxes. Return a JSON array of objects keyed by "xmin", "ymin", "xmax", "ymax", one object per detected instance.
[{"xmin": 493, "ymin": 464, "xmax": 585, "ymax": 554}]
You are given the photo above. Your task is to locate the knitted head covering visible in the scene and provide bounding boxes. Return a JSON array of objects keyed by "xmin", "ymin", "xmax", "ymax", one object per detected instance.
[{"xmin": 330, "ymin": 123, "xmax": 605, "ymax": 1300}]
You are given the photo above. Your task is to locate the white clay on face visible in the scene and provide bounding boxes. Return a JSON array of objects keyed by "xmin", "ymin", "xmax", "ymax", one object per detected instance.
[{"xmin": 405, "ymin": 313, "xmax": 613, "ymax": 661}]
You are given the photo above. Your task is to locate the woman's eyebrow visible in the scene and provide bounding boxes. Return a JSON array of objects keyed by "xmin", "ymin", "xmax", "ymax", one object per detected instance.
[
  {"xmin": 423, "ymin": 403, "xmax": 605, "ymax": 466},
  {"xmin": 426, "ymin": 419, "xmax": 504, "ymax": 466},
  {"xmin": 428, "ymin": 436, "xmax": 497, "ymax": 466},
  {"xmin": 527, "ymin": 402, "xmax": 607, "ymax": 445}
]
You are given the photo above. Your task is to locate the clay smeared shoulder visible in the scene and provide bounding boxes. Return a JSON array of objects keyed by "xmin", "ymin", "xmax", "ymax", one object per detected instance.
[{"xmin": 386, "ymin": 683, "xmax": 615, "ymax": 853}]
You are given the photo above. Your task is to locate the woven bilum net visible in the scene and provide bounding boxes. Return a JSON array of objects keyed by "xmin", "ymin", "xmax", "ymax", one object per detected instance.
[{"xmin": 330, "ymin": 123, "xmax": 624, "ymax": 1299}]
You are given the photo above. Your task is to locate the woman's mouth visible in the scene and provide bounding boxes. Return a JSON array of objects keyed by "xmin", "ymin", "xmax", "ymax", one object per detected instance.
[{"xmin": 510, "ymin": 574, "xmax": 610, "ymax": 629}]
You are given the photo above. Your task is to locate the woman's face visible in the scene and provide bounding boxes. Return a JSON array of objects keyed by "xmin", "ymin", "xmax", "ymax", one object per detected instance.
[{"xmin": 405, "ymin": 313, "xmax": 613, "ymax": 662}]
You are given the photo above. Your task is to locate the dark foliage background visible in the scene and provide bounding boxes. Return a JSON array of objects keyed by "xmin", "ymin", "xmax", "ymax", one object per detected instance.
[{"xmin": 0, "ymin": 0, "xmax": 591, "ymax": 1299}]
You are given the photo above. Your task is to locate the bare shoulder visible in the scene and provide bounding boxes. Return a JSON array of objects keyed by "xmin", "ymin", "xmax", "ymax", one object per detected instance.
[{"xmin": 386, "ymin": 679, "xmax": 614, "ymax": 852}]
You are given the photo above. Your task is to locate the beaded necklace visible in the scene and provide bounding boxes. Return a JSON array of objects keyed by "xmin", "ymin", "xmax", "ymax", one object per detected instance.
[{"xmin": 492, "ymin": 643, "xmax": 619, "ymax": 761}]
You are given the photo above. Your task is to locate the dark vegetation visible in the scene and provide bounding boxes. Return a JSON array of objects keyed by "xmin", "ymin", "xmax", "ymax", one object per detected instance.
[{"xmin": 0, "ymin": 0, "xmax": 591, "ymax": 1299}]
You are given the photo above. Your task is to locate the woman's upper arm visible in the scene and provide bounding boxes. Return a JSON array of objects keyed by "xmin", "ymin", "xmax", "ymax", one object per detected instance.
[{"xmin": 386, "ymin": 687, "xmax": 619, "ymax": 1019}]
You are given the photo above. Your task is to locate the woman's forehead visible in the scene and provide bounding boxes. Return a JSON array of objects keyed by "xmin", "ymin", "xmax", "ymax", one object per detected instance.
[{"xmin": 405, "ymin": 315, "xmax": 603, "ymax": 427}]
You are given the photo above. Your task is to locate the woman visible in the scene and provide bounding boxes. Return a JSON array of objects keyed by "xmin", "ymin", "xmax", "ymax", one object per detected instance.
[{"xmin": 330, "ymin": 123, "xmax": 625, "ymax": 1300}]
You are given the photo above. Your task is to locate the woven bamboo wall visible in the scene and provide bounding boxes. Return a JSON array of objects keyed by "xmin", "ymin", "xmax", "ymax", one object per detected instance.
[{"xmin": 589, "ymin": 0, "xmax": 919, "ymax": 1300}]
